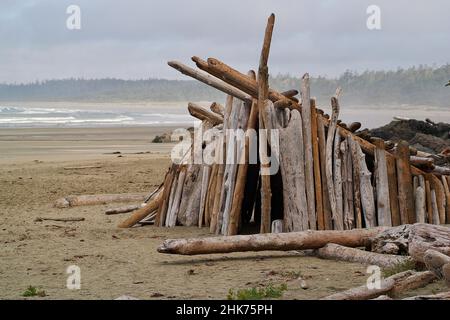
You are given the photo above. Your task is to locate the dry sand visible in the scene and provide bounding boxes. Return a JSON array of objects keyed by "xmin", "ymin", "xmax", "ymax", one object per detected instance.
[{"xmin": 0, "ymin": 126, "xmax": 446, "ymax": 300}]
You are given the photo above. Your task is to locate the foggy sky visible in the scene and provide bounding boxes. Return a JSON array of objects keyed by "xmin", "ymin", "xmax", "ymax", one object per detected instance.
[{"xmin": 1, "ymin": 0, "xmax": 449, "ymax": 83}]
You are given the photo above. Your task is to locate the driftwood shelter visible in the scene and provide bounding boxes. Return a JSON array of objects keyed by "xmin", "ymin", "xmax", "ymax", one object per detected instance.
[
  {"xmin": 54, "ymin": 13, "xmax": 450, "ymax": 300},
  {"xmin": 115, "ymin": 14, "xmax": 450, "ymax": 234}
]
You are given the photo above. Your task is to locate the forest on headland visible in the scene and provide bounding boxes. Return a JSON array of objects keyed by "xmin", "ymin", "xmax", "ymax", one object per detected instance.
[{"xmin": 0, "ymin": 64, "xmax": 449, "ymax": 107}]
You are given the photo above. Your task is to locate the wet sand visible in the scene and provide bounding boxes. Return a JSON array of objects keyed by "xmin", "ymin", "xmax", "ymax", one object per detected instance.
[{"xmin": 0, "ymin": 126, "xmax": 446, "ymax": 299}]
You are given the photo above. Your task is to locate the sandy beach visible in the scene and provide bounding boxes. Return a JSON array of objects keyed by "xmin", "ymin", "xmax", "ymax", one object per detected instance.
[{"xmin": 0, "ymin": 126, "xmax": 446, "ymax": 300}]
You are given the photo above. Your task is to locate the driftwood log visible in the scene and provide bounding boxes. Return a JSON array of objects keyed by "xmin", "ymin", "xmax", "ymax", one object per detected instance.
[
  {"xmin": 315, "ymin": 243, "xmax": 413, "ymax": 268},
  {"xmin": 157, "ymin": 227, "xmax": 386, "ymax": 255},
  {"xmin": 322, "ymin": 270, "xmax": 436, "ymax": 300},
  {"xmin": 54, "ymin": 193, "xmax": 148, "ymax": 208}
]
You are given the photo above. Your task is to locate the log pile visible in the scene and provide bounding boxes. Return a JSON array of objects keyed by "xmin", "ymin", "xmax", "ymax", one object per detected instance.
[{"xmin": 117, "ymin": 13, "xmax": 450, "ymax": 232}]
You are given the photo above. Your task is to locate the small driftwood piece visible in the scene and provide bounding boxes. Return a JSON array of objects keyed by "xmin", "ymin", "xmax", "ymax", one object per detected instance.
[
  {"xmin": 355, "ymin": 141, "xmax": 376, "ymax": 227},
  {"xmin": 315, "ymin": 243, "xmax": 414, "ymax": 268},
  {"xmin": 54, "ymin": 193, "xmax": 148, "ymax": 208},
  {"xmin": 105, "ymin": 204, "xmax": 143, "ymax": 215},
  {"xmin": 63, "ymin": 165, "xmax": 102, "ymax": 170},
  {"xmin": 35, "ymin": 217, "xmax": 85, "ymax": 222},
  {"xmin": 157, "ymin": 227, "xmax": 386, "ymax": 255}
]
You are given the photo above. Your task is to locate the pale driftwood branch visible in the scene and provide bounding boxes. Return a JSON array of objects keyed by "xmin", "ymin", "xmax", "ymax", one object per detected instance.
[
  {"xmin": 168, "ymin": 60, "xmax": 251, "ymax": 103},
  {"xmin": 373, "ymin": 138, "xmax": 392, "ymax": 226},
  {"xmin": 157, "ymin": 227, "xmax": 386, "ymax": 255},
  {"xmin": 315, "ymin": 243, "xmax": 413, "ymax": 268},
  {"xmin": 54, "ymin": 193, "xmax": 148, "ymax": 208},
  {"xmin": 35, "ymin": 217, "xmax": 85, "ymax": 222}
]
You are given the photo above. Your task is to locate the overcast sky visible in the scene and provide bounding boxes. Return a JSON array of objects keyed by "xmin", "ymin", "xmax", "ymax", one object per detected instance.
[{"xmin": 0, "ymin": 0, "xmax": 449, "ymax": 83}]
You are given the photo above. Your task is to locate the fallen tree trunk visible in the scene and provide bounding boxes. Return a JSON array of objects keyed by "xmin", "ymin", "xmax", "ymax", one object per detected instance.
[
  {"xmin": 315, "ymin": 243, "xmax": 414, "ymax": 268},
  {"xmin": 157, "ymin": 227, "xmax": 386, "ymax": 255},
  {"xmin": 118, "ymin": 189, "xmax": 164, "ymax": 228},
  {"xmin": 54, "ymin": 193, "xmax": 148, "ymax": 208}
]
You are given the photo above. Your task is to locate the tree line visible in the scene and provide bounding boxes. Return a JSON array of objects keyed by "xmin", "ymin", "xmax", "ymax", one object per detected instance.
[{"xmin": 0, "ymin": 64, "xmax": 449, "ymax": 107}]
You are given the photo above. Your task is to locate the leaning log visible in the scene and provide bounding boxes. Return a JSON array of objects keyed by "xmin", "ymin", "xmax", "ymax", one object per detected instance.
[
  {"xmin": 157, "ymin": 227, "xmax": 386, "ymax": 255},
  {"xmin": 315, "ymin": 243, "xmax": 414, "ymax": 268},
  {"xmin": 168, "ymin": 61, "xmax": 251, "ymax": 103},
  {"xmin": 118, "ymin": 189, "xmax": 164, "ymax": 228}
]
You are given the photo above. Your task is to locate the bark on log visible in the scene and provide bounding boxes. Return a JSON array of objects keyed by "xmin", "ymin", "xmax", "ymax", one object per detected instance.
[
  {"xmin": 373, "ymin": 138, "xmax": 392, "ymax": 226},
  {"xmin": 157, "ymin": 227, "xmax": 387, "ymax": 255},
  {"xmin": 396, "ymin": 141, "xmax": 416, "ymax": 224},
  {"xmin": 301, "ymin": 74, "xmax": 317, "ymax": 230},
  {"xmin": 168, "ymin": 60, "xmax": 251, "ymax": 103},
  {"xmin": 315, "ymin": 243, "xmax": 414, "ymax": 268},
  {"xmin": 118, "ymin": 189, "xmax": 164, "ymax": 228},
  {"xmin": 54, "ymin": 193, "xmax": 148, "ymax": 208}
]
